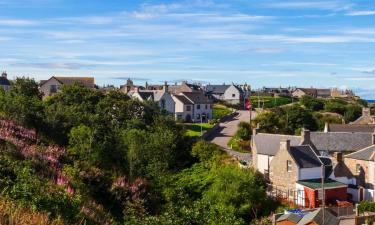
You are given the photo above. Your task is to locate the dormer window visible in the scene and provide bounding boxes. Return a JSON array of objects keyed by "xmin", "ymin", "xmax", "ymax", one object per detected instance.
[{"xmin": 287, "ymin": 160, "xmax": 292, "ymax": 172}]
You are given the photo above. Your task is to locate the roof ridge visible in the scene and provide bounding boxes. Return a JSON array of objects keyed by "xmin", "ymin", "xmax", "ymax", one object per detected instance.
[{"xmin": 346, "ymin": 144, "xmax": 375, "ymax": 158}]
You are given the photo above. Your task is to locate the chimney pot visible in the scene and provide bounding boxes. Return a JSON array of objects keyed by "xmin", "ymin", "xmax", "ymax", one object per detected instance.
[
  {"xmin": 335, "ymin": 152, "xmax": 343, "ymax": 163},
  {"xmin": 301, "ymin": 128, "xmax": 311, "ymax": 145}
]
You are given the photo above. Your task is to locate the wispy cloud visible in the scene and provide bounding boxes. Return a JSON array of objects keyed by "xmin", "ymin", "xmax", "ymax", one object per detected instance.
[
  {"xmin": 10, "ymin": 62, "xmax": 94, "ymax": 70},
  {"xmin": 346, "ymin": 10, "xmax": 375, "ymax": 16},
  {"xmin": 0, "ymin": 19, "xmax": 37, "ymax": 26},
  {"xmin": 263, "ymin": 1, "xmax": 353, "ymax": 11}
]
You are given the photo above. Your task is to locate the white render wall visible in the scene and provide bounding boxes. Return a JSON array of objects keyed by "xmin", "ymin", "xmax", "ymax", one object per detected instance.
[
  {"xmin": 223, "ymin": 85, "xmax": 241, "ymax": 104},
  {"xmin": 159, "ymin": 92, "xmax": 175, "ymax": 114},
  {"xmin": 257, "ymin": 154, "xmax": 273, "ymax": 174},
  {"xmin": 299, "ymin": 167, "xmax": 321, "ymax": 180}
]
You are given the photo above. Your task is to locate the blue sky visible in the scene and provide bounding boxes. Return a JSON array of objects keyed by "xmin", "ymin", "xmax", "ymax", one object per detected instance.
[{"xmin": 1, "ymin": 0, "xmax": 375, "ymax": 98}]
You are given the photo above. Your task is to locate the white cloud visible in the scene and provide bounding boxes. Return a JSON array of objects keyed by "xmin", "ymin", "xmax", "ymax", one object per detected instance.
[
  {"xmin": 346, "ymin": 11, "xmax": 375, "ymax": 16},
  {"xmin": 0, "ymin": 19, "xmax": 37, "ymax": 26},
  {"xmin": 263, "ymin": 1, "xmax": 353, "ymax": 11}
]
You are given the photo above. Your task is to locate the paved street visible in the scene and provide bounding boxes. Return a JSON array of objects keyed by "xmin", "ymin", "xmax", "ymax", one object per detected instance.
[{"xmin": 208, "ymin": 110, "xmax": 257, "ymax": 163}]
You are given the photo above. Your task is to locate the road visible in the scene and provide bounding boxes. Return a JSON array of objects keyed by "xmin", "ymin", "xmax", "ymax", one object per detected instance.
[{"xmin": 207, "ymin": 110, "xmax": 257, "ymax": 163}]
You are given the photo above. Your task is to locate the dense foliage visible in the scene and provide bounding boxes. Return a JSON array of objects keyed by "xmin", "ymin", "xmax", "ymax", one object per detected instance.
[
  {"xmin": 253, "ymin": 96, "xmax": 366, "ymax": 135},
  {"xmin": 0, "ymin": 78, "xmax": 273, "ymax": 224}
]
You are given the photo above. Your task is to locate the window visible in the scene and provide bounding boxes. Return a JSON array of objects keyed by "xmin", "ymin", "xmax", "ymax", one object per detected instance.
[
  {"xmin": 356, "ymin": 164, "xmax": 361, "ymax": 174},
  {"xmin": 197, "ymin": 114, "xmax": 201, "ymax": 120},
  {"xmin": 186, "ymin": 105, "xmax": 191, "ymax": 111},
  {"xmin": 197, "ymin": 104, "xmax": 201, "ymax": 110},
  {"xmin": 205, "ymin": 104, "xmax": 208, "ymax": 109},
  {"xmin": 50, "ymin": 85, "xmax": 59, "ymax": 93},
  {"xmin": 232, "ymin": 94, "xmax": 236, "ymax": 97},
  {"xmin": 287, "ymin": 160, "xmax": 292, "ymax": 172}
]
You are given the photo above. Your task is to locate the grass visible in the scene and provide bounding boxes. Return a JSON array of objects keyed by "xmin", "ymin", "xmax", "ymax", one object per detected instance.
[
  {"xmin": 184, "ymin": 123, "xmax": 214, "ymax": 137},
  {"xmin": 249, "ymin": 96, "xmax": 295, "ymax": 108},
  {"xmin": 213, "ymin": 104, "xmax": 233, "ymax": 120},
  {"xmin": 227, "ymin": 136, "xmax": 251, "ymax": 153}
]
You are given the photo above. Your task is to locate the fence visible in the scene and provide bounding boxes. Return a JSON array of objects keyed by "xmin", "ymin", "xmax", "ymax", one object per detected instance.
[{"xmin": 267, "ymin": 184, "xmax": 307, "ymax": 208}]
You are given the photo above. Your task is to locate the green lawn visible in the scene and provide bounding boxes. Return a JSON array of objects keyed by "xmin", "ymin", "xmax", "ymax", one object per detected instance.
[
  {"xmin": 213, "ymin": 104, "xmax": 233, "ymax": 120},
  {"xmin": 249, "ymin": 96, "xmax": 295, "ymax": 108},
  {"xmin": 184, "ymin": 123, "xmax": 214, "ymax": 137}
]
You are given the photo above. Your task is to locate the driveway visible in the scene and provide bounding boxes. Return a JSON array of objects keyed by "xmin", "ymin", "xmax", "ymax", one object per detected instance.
[{"xmin": 206, "ymin": 110, "xmax": 257, "ymax": 163}]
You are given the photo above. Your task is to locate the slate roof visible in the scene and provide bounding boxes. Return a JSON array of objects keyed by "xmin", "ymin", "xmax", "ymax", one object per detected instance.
[
  {"xmin": 206, "ymin": 85, "xmax": 230, "ymax": 94},
  {"xmin": 136, "ymin": 90, "xmax": 166, "ymax": 101},
  {"xmin": 182, "ymin": 92, "xmax": 211, "ymax": 104},
  {"xmin": 297, "ymin": 208, "xmax": 339, "ymax": 225},
  {"xmin": 316, "ymin": 88, "xmax": 331, "ymax": 97},
  {"xmin": 345, "ymin": 145, "xmax": 375, "ymax": 161},
  {"xmin": 289, "ymin": 145, "xmax": 322, "ymax": 168},
  {"xmin": 0, "ymin": 76, "xmax": 10, "ymax": 86},
  {"xmin": 326, "ymin": 124, "xmax": 375, "ymax": 133},
  {"xmin": 173, "ymin": 95, "xmax": 193, "ymax": 104},
  {"xmin": 138, "ymin": 92, "xmax": 154, "ymax": 101},
  {"xmin": 310, "ymin": 132, "xmax": 373, "ymax": 152},
  {"xmin": 297, "ymin": 88, "xmax": 317, "ymax": 96},
  {"xmin": 253, "ymin": 133, "xmax": 302, "ymax": 156},
  {"xmin": 277, "ymin": 213, "xmax": 303, "ymax": 223},
  {"xmin": 45, "ymin": 76, "xmax": 95, "ymax": 88}
]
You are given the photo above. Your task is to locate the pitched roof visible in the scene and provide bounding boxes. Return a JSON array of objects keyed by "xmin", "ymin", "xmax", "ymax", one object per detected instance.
[
  {"xmin": 297, "ymin": 88, "xmax": 317, "ymax": 96},
  {"xmin": 277, "ymin": 213, "xmax": 303, "ymax": 223},
  {"xmin": 297, "ymin": 208, "xmax": 339, "ymax": 225},
  {"xmin": 206, "ymin": 85, "xmax": 230, "ymax": 94},
  {"xmin": 345, "ymin": 145, "xmax": 375, "ymax": 161},
  {"xmin": 173, "ymin": 95, "xmax": 193, "ymax": 104},
  {"xmin": 289, "ymin": 145, "xmax": 322, "ymax": 168},
  {"xmin": 0, "ymin": 76, "xmax": 10, "ymax": 86},
  {"xmin": 136, "ymin": 90, "xmax": 166, "ymax": 101},
  {"xmin": 182, "ymin": 92, "xmax": 211, "ymax": 104},
  {"xmin": 326, "ymin": 124, "xmax": 375, "ymax": 133},
  {"xmin": 316, "ymin": 88, "xmax": 331, "ymax": 97},
  {"xmin": 253, "ymin": 133, "xmax": 302, "ymax": 156},
  {"xmin": 47, "ymin": 76, "xmax": 95, "ymax": 88},
  {"xmin": 138, "ymin": 92, "xmax": 154, "ymax": 101},
  {"xmin": 311, "ymin": 132, "xmax": 373, "ymax": 152}
]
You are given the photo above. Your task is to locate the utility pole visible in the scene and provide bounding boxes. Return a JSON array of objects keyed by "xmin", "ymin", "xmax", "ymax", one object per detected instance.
[{"xmin": 321, "ymin": 164, "xmax": 326, "ymax": 225}]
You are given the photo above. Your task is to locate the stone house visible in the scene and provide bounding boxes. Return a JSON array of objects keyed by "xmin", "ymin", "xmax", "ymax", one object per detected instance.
[
  {"xmin": 0, "ymin": 72, "xmax": 10, "ymax": 91},
  {"xmin": 350, "ymin": 107, "xmax": 375, "ymax": 125},
  {"xmin": 128, "ymin": 83, "xmax": 175, "ymax": 114},
  {"xmin": 172, "ymin": 92, "xmax": 212, "ymax": 122},
  {"xmin": 39, "ymin": 76, "xmax": 95, "ymax": 99},
  {"xmin": 292, "ymin": 88, "xmax": 331, "ymax": 99},
  {"xmin": 252, "ymin": 129, "xmax": 373, "ymax": 175},
  {"xmin": 206, "ymin": 84, "xmax": 249, "ymax": 105},
  {"xmin": 269, "ymin": 139, "xmax": 347, "ymax": 208},
  {"xmin": 168, "ymin": 81, "xmax": 203, "ymax": 95}
]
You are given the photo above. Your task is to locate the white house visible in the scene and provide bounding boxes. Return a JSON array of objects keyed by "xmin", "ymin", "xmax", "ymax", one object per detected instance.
[
  {"xmin": 172, "ymin": 92, "xmax": 212, "ymax": 122},
  {"xmin": 129, "ymin": 83, "xmax": 175, "ymax": 114},
  {"xmin": 206, "ymin": 84, "xmax": 248, "ymax": 105}
]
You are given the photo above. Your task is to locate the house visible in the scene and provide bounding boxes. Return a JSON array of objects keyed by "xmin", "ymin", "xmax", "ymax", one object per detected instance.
[
  {"xmin": 350, "ymin": 107, "xmax": 375, "ymax": 125},
  {"xmin": 268, "ymin": 139, "xmax": 347, "ymax": 208},
  {"xmin": 275, "ymin": 208, "xmax": 339, "ymax": 225},
  {"xmin": 342, "ymin": 144, "xmax": 375, "ymax": 202},
  {"xmin": 256, "ymin": 87, "xmax": 293, "ymax": 97},
  {"xmin": 172, "ymin": 92, "xmax": 212, "ymax": 122},
  {"xmin": 120, "ymin": 79, "xmax": 142, "ymax": 94},
  {"xmin": 292, "ymin": 88, "xmax": 331, "ymax": 99},
  {"xmin": 128, "ymin": 83, "xmax": 175, "ymax": 114},
  {"xmin": 331, "ymin": 88, "xmax": 355, "ymax": 98},
  {"xmin": 168, "ymin": 81, "xmax": 203, "ymax": 95},
  {"xmin": 205, "ymin": 84, "xmax": 246, "ymax": 105},
  {"xmin": 0, "ymin": 72, "xmax": 10, "ymax": 91},
  {"xmin": 40, "ymin": 76, "xmax": 95, "ymax": 98},
  {"xmin": 252, "ymin": 129, "xmax": 373, "ymax": 174}
]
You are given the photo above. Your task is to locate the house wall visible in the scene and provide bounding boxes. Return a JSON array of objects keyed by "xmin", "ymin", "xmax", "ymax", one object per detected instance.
[
  {"xmin": 299, "ymin": 167, "xmax": 321, "ymax": 180},
  {"xmin": 324, "ymin": 187, "xmax": 347, "ymax": 203},
  {"xmin": 345, "ymin": 158, "xmax": 374, "ymax": 193},
  {"xmin": 159, "ymin": 92, "xmax": 175, "ymax": 114},
  {"xmin": 292, "ymin": 89, "xmax": 306, "ymax": 98},
  {"xmin": 269, "ymin": 147, "xmax": 298, "ymax": 192},
  {"xmin": 223, "ymin": 85, "xmax": 241, "ymax": 104},
  {"xmin": 0, "ymin": 84, "xmax": 10, "ymax": 91},
  {"xmin": 40, "ymin": 78, "xmax": 61, "ymax": 99},
  {"xmin": 172, "ymin": 96, "xmax": 193, "ymax": 121},
  {"xmin": 257, "ymin": 154, "xmax": 273, "ymax": 174},
  {"xmin": 192, "ymin": 103, "xmax": 212, "ymax": 122}
]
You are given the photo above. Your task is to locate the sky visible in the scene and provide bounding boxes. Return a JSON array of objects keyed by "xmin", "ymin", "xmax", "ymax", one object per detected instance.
[{"xmin": 1, "ymin": 0, "xmax": 375, "ymax": 98}]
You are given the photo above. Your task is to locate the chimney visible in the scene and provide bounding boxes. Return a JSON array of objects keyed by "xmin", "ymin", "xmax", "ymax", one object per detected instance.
[
  {"xmin": 363, "ymin": 108, "xmax": 371, "ymax": 117},
  {"xmin": 163, "ymin": 81, "xmax": 168, "ymax": 92},
  {"xmin": 334, "ymin": 152, "xmax": 343, "ymax": 163},
  {"xmin": 301, "ymin": 128, "xmax": 311, "ymax": 145},
  {"xmin": 1, "ymin": 71, "xmax": 7, "ymax": 78},
  {"xmin": 372, "ymin": 129, "xmax": 375, "ymax": 145},
  {"xmin": 145, "ymin": 81, "xmax": 148, "ymax": 89},
  {"xmin": 280, "ymin": 139, "xmax": 291, "ymax": 152}
]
